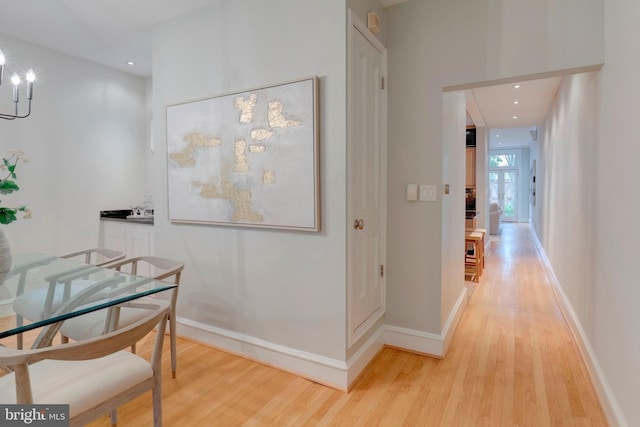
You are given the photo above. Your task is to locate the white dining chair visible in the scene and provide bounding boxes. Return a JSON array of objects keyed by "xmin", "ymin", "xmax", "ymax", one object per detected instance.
[
  {"xmin": 0, "ymin": 299, "xmax": 169, "ymax": 427},
  {"xmin": 60, "ymin": 256, "xmax": 184, "ymax": 378},
  {"xmin": 10, "ymin": 248, "xmax": 125, "ymax": 346},
  {"xmin": 11, "ymin": 260, "xmax": 105, "ymax": 350},
  {"xmin": 60, "ymin": 247, "xmax": 125, "ymax": 266}
]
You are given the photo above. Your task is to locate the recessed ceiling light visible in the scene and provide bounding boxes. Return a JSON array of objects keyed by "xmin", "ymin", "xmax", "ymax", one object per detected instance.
[
  {"xmin": 127, "ymin": 61, "xmax": 135, "ymax": 66},
  {"xmin": 514, "ymin": 84, "xmax": 521, "ymax": 89},
  {"xmin": 513, "ymin": 116, "xmax": 518, "ymax": 119},
  {"xmin": 513, "ymin": 100, "xmax": 519, "ymax": 105},
  {"xmin": 496, "ymin": 134, "xmax": 500, "ymax": 137}
]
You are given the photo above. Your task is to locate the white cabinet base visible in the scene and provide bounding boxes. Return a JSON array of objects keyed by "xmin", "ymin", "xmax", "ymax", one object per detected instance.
[{"xmin": 100, "ymin": 220, "xmax": 155, "ymax": 275}]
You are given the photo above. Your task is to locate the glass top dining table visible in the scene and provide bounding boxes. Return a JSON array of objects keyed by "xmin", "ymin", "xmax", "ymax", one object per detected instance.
[{"xmin": 0, "ymin": 252, "xmax": 175, "ymax": 348}]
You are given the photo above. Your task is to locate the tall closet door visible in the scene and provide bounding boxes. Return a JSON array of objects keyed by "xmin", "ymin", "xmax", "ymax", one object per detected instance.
[{"xmin": 347, "ymin": 11, "xmax": 387, "ymax": 346}]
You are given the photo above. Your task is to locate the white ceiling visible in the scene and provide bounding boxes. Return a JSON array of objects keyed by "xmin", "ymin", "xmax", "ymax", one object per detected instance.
[
  {"xmin": 466, "ymin": 76, "xmax": 562, "ymax": 149},
  {"xmin": 0, "ymin": 0, "xmax": 219, "ymax": 77},
  {"xmin": 0, "ymin": 0, "xmax": 560, "ymax": 146}
]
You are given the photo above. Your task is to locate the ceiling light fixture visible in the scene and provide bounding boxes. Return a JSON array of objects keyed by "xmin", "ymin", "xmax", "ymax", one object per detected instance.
[
  {"xmin": 513, "ymin": 116, "xmax": 518, "ymax": 119},
  {"xmin": 0, "ymin": 49, "xmax": 36, "ymax": 120},
  {"xmin": 127, "ymin": 61, "xmax": 135, "ymax": 66},
  {"xmin": 514, "ymin": 84, "xmax": 521, "ymax": 89},
  {"xmin": 513, "ymin": 100, "xmax": 519, "ymax": 104}
]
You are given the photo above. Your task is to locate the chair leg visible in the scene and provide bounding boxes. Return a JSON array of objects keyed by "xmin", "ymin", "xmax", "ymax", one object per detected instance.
[
  {"xmin": 170, "ymin": 310, "xmax": 176, "ymax": 379},
  {"xmin": 131, "ymin": 343, "xmax": 136, "ymax": 354},
  {"xmin": 110, "ymin": 409, "xmax": 117, "ymax": 427},
  {"xmin": 16, "ymin": 315, "xmax": 24, "ymax": 350},
  {"xmin": 153, "ymin": 375, "xmax": 163, "ymax": 426}
]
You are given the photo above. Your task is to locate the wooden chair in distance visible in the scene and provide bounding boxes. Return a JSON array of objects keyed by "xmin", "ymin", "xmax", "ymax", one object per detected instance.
[
  {"xmin": 60, "ymin": 256, "xmax": 184, "ymax": 378},
  {"xmin": 0, "ymin": 300, "xmax": 170, "ymax": 427},
  {"xmin": 465, "ymin": 231, "xmax": 483, "ymax": 283}
]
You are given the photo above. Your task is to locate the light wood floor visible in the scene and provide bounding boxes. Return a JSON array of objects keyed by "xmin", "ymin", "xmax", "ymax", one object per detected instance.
[{"xmin": 87, "ymin": 223, "xmax": 608, "ymax": 426}]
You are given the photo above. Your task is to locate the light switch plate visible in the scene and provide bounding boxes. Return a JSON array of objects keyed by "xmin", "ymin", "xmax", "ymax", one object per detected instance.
[
  {"xmin": 419, "ymin": 184, "xmax": 437, "ymax": 201},
  {"xmin": 407, "ymin": 184, "xmax": 418, "ymax": 201}
]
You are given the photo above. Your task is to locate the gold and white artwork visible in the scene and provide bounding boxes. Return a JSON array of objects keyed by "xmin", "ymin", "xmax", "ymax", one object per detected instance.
[{"xmin": 166, "ymin": 77, "xmax": 318, "ymax": 231}]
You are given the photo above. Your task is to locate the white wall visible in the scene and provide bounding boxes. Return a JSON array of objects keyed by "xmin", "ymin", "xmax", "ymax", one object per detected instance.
[
  {"xmin": 530, "ymin": 135, "xmax": 542, "ymax": 231},
  {"xmin": 535, "ymin": 71, "xmax": 599, "ymax": 325},
  {"xmin": 475, "ymin": 126, "xmax": 489, "ymax": 233},
  {"xmin": 440, "ymin": 91, "xmax": 466, "ymax": 328},
  {"xmin": 486, "ymin": 0, "xmax": 603, "ymax": 78},
  {"xmin": 151, "ymin": 0, "xmax": 348, "ymax": 363},
  {"xmin": 533, "ymin": 64, "xmax": 640, "ymax": 426},
  {"xmin": 524, "ymin": 3, "xmax": 640, "ymax": 421},
  {"xmin": 0, "ymin": 33, "xmax": 147, "ymax": 255},
  {"xmin": 386, "ymin": 0, "xmax": 489, "ymax": 335},
  {"xmin": 385, "ymin": 0, "xmax": 603, "ymax": 335},
  {"xmin": 594, "ymin": 0, "xmax": 640, "ymax": 424}
]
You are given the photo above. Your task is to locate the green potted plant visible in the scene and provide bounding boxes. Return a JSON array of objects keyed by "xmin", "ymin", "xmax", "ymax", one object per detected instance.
[{"xmin": 0, "ymin": 150, "xmax": 31, "ymax": 284}]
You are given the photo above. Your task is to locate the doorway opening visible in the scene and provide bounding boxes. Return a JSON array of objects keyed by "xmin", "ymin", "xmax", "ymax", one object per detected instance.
[{"xmin": 489, "ymin": 149, "xmax": 520, "ymax": 222}]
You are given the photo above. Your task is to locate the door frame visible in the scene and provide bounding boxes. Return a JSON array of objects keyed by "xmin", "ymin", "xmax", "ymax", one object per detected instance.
[
  {"xmin": 489, "ymin": 168, "xmax": 518, "ymax": 222},
  {"xmin": 489, "ymin": 148, "xmax": 521, "ymax": 222},
  {"xmin": 347, "ymin": 9, "xmax": 387, "ymax": 347}
]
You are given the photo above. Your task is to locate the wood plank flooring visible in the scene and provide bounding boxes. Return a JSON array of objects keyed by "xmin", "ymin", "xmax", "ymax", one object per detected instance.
[{"xmin": 86, "ymin": 223, "xmax": 607, "ymax": 426}]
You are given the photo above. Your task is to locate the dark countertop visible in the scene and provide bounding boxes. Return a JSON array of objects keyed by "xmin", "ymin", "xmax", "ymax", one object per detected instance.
[{"xmin": 100, "ymin": 210, "xmax": 154, "ymax": 225}]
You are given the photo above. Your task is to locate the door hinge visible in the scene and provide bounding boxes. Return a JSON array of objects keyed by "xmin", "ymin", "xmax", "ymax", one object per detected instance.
[
  {"xmin": 380, "ymin": 265, "xmax": 384, "ymax": 277},
  {"xmin": 381, "ymin": 76, "xmax": 385, "ymax": 90}
]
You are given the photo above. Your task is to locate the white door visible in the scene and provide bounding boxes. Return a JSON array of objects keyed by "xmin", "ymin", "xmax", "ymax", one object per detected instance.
[
  {"xmin": 347, "ymin": 11, "xmax": 387, "ymax": 346},
  {"xmin": 489, "ymin": 169, "xmax": 518, "ymax": 222}
]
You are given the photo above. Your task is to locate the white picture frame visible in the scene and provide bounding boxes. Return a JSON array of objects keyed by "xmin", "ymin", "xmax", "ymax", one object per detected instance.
[{"xmin": 166, "ymin": 76, "xmax": 319, "ymax": 231}]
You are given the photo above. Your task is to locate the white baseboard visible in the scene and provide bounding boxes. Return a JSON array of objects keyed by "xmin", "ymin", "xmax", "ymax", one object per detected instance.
[
  {"xmin": 175, "ymin": 288, "xmax": 468, "ymax": 391},
  {"xmin": 384, "ymin": 286, "xmax": 468, "ymax": 357},
  {"xmin": 530, "ymin": 230, "xmax": 627, "ymax": 427},
  {"xmin": 383, "ymin": 324, "xmax": 444, "ymax": 356},
  {"xmin": 176, "ymin": 317, "xmax": 385, "ymax": 391},
  {"xmin": 346, "ymin": 326, "xmax": 385, "ymax": 387}
]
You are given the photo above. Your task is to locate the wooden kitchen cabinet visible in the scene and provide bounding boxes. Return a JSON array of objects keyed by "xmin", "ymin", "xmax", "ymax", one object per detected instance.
[{"xmin": 466, "ymin": 147, "xmax": 476, "ymax": 187}]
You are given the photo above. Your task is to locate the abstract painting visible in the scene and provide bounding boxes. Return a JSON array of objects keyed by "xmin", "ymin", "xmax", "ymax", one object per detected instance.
[{"xmin": 166, "ymin": 76, "xmax": 319, "ymax": 231}]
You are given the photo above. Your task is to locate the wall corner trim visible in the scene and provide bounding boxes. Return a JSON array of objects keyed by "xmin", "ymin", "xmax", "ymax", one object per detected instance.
[
  {"xmin": 531, "ymin": 229, "xmax": 628, "ymax": 427},
  {"xmin": 384, "ymin": 286, "xmax": 469, "ymax": 357}
]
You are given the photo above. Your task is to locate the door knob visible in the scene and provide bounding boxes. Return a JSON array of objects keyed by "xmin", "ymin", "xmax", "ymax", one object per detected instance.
[{"xmin": 353, "ymin": 219, "xmax": 364, "ymax": 230}]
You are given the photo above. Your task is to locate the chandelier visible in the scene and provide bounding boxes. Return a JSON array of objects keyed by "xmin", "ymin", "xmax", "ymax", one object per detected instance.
[{"xmin": 0, "ymin": 49, "xmax": 35, "ymax": 120}]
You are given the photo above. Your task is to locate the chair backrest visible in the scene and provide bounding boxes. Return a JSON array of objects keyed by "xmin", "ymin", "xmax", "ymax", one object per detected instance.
[
  {"xmin": 0, "ymin": 300, "xmax": 169, "ymax": 404},
  {"xmin": 60, "ymin": 248, "xmax": 125, "ymax": 267},
  {"xmin": 104, "ymin": 256, "xmax": 184, "ymax": 285}
]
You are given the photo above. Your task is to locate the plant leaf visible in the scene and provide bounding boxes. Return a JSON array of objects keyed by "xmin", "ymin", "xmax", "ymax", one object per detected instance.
[
  {"xmin": 0, "ymin": 180, "xmax": 19, "ymax": 195},
  {"xmin": 0, "ymin": 208, "xmax": 17, "ymax": 225}
]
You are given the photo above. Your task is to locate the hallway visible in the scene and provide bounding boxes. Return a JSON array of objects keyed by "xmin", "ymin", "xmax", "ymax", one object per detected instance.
[
  {"xmin": 436, "ymin": 222, "xmax": 608, "ymax": 426},
  {"xmin": 89, "ymin": 223, "xmax": 609, "ymax": 426}
]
